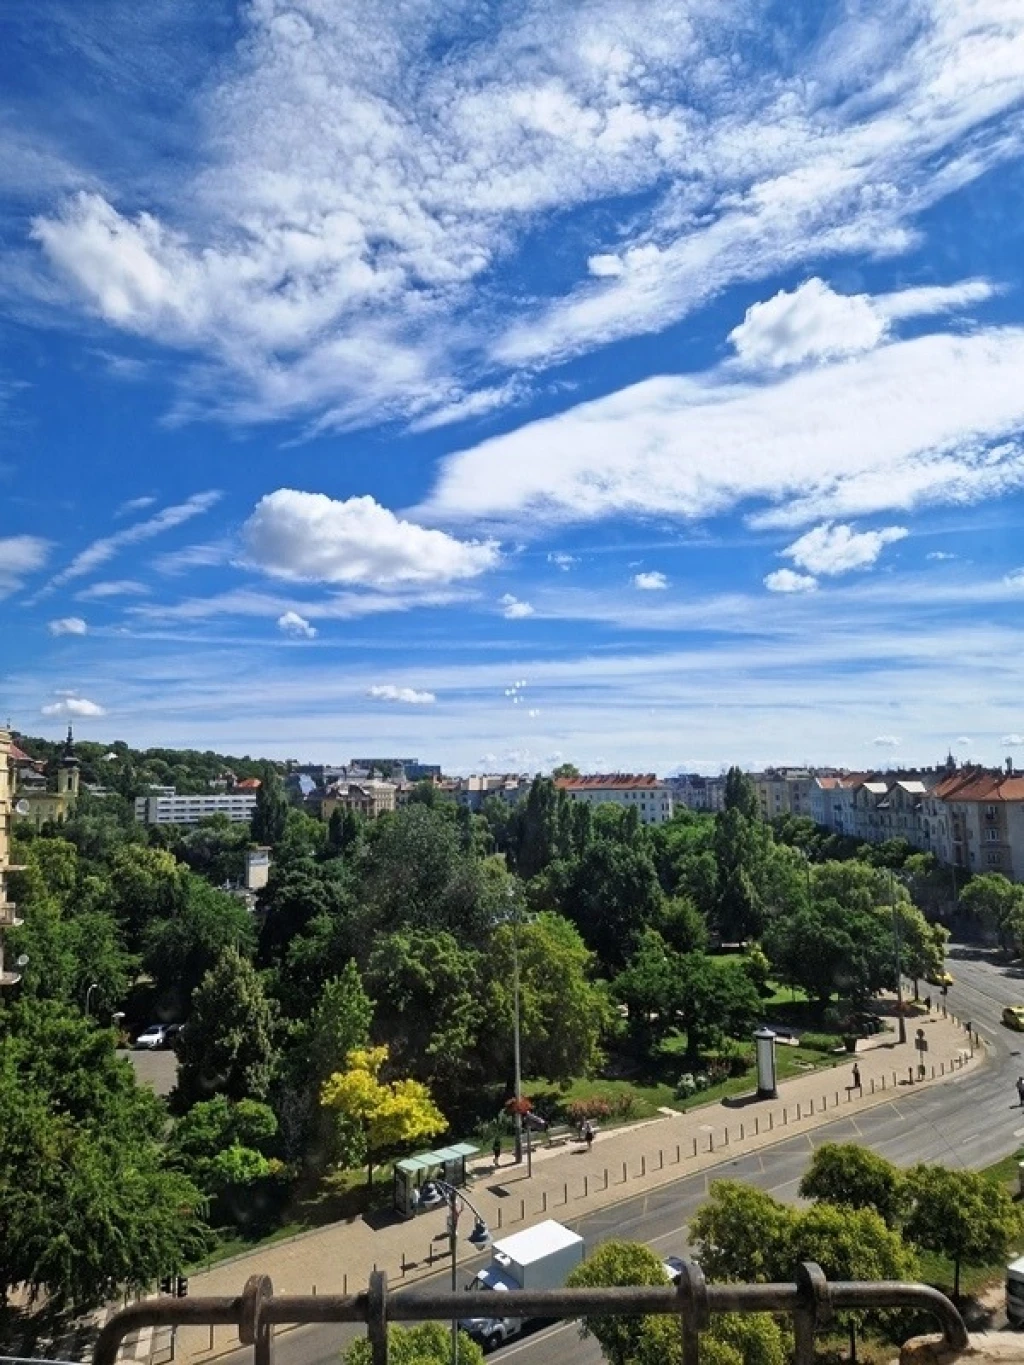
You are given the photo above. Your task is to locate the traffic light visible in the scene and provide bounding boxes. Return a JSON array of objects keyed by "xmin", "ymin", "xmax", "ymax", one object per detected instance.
[
  {"xmin": 160, "ymin": 1276, "xmax": 174, "ymax": 1295},
  {"xmin": 176, "ymin": 1276, "xmax": 189, "ymax": 1298}
]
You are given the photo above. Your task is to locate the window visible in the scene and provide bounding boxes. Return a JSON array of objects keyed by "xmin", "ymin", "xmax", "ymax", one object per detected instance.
[
  {"xmin": 985, "ymin": 827, "xmax": 999, "ymax": 841},
  {"xmin": 987, "ymin": 852, "xmax": 1002, "ymax": 865}
]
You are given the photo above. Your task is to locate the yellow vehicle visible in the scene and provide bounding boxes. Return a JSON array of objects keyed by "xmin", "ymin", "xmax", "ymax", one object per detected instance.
[
  {"xmin": 1002, "ymin": 1006, "xmax": 1024, "ymax": 1032},
  {"xmin": 926, "ymin": 969, "xmax": 954, "ymax": 989}
]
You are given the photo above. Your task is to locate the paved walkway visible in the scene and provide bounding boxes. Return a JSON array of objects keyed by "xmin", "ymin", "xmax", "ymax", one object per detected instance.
[{"xmin": 170, "ymin": 1003, "xmax": 980, "ymax": 1363}]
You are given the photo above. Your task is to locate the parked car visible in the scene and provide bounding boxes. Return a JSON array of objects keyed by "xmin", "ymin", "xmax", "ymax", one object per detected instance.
[
  {"xmin": 134, "ymin": 1024, "xmax": 170, "ymax": 1050},
  {"xmin": 1002, "ymin": 1006, "xmax": 1024, "ymax": 1032},
  {"xmin": 662, "ymin": 1256, "xmax": 685, "ymax": 1284}
]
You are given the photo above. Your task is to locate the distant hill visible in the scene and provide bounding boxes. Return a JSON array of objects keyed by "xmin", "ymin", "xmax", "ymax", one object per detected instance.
[{"xmin": 13, "ymin": 734, "xmax": 277, "ymax": 799}]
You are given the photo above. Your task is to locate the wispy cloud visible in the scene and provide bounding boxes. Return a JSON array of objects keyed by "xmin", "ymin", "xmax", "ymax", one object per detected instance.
[
  {"xmin": 153, "ymin": 540, "xmax": 231, "ymax": 576},
  {"xmin": 75, "ymin": 579, "xmax": 149, "ymax": 600},
  {"xmin": 48, "ymin": 616, "xmax": 87, "ymax": 636},
  {"xmin": 0, "ymin": 534, "xmax": 50, "ymax": 598},
  {"xmin": 36, "ymin": 490, "xmax": 221, "ymax": 596},
  {"xmin": 115, "ymin": 495, "xmax": 156, "ymax": 517},
  {"xmin": 23, "ymin": 1, "xmax": 1024, "ymax": 429}
]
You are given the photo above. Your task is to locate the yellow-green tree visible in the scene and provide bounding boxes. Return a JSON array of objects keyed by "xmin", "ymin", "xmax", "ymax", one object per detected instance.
[{"xmin": 321, "ymin": 1046, "xmax": 446, "ymax": 1186}]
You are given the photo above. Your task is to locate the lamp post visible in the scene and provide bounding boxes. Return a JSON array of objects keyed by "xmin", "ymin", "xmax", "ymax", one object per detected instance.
[
  {"xmin": 889, "ymin": 870, "xmax": 907, "ymax": 1045},
  {"xmin": 414, "ymin": 1178, "xmax": 490, "ymax": 1365},
  {"xmin": 85, "ymin": 981, "xmax": 99, "ymax": 1018},
  {"xmin": 504, "ymin": 885, "xmax": 525, "ymax": 1167}
]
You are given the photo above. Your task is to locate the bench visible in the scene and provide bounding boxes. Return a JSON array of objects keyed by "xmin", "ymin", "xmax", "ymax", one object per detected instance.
[{"xmin": 544, "ymin": 1124, "xmax": 574, "ymax": 1147}]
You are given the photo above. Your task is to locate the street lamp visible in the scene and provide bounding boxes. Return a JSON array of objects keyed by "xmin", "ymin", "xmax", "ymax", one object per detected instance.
[
  {"xmin": 504, "ymin": 885, "xmax": 526, "ymax": 1168},
  {"xmin": 888, "ymin": 869, "xmax": 907, "ymax": 1046},
  {"xmin": 85, "ymin": 981, "xmax": 99, "ymax": 1018},
  {"xmin": 413, "ymin": 1178, "xmax": 490, "ymax": 1365}
]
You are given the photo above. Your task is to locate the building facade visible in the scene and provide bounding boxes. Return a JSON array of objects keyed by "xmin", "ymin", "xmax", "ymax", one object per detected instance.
[
  {"xmin": 318, "ymin": 779, "xmax": 397, "ymax": 822},
  {"xmin": 554, "ymin": 773, "xmax": 674, "ymax": 825},
  {"xmin": 668, "ymin": 774, "xmax": 726, "ymax": 813},
  {"xmin": 927, "ymin": 764, "xmax": 1024, "ymax": 881},
  {"xmin": 12, "ymin": 727, "xmax": 81, "ymax": 828},
  {"xmin": 134, "ymin": 791, "xmax": 259, "ymax": 826},
  {"xmin": 1, "ymin": 727, "xmax": 25, "ymax": 986}
]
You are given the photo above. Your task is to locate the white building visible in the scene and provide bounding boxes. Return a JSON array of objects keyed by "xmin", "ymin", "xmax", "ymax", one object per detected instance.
[
  {"xmin": 134, "ymin": 792, "xmax": 258, "ymax": 826},
  {"xmin": 554, "ymin": 773, "xmax": 673, "ymax": 825}
]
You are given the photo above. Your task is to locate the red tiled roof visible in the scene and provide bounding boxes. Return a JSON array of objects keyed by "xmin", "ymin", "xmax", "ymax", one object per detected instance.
[
  {"xmin": 931, "ymin": 767, "xmax": 1024, "ymax": 802},
  {"xmin": 234, "ymin": 777, "xmax": 262, "ymax": 790},
  {"xmin": 555, "ymin": 773, "xmax": 664, "ymax": 790}
]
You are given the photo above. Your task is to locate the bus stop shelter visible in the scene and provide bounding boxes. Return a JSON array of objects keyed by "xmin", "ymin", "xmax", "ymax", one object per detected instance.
[{"xmin": 393, "ymin": 1142, "xmax": 479, "ymax": 1218}]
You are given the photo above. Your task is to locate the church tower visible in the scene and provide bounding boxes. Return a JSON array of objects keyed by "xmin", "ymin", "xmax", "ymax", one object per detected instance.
[{"xmin": 57, "ymin": 724, "xmax": 80, "ymax": 802}]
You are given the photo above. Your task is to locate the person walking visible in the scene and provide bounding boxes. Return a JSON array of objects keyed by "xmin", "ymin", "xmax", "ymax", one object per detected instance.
[
  {"xmin": 852, "ymin": 1062, "xmax": 862, "ymax": 1092},
  {"xmin": 585, "ymin": 1121, "xmax": 594, "ymax": 1152},
  {"xmin": 492, "ymin": 1136, "xmax": 502, "ymax": 1167},
  {"xmin": 1016, "ymin": 1077, "xmax": 1024, "ymax": 1108}
]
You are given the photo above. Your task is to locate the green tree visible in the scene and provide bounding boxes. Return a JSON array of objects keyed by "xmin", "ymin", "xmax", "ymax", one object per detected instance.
[
  {"xmin": 251, "ymin": 764, "xmax": 289, "ymax": 846},
  {"xmin": 675, "ymin": 954, "xmax": 761, "ymax": 1062},
  {"xmin": 484, "ymin": 912, "xmax": 612, "ymax": 1083},
  {"xmin": 175, "ymin": 949, "xmax": 276, "ymax": 1107},
  {"xmin": 366, "ymin": 929, "xmax": 483, "ymax": 1104},
  {"xmin": 143, "ymin": 874, "xmax": 256, "ymax": 1012},
  {"xmin": 959, "ymin": 874, "xmax": 1024, "ymax": 947},
  {"xmin": 612, "ymin": 930, "xmax": 680, "ymax": 1050},
  {"xmin": 904, "ymin": 1164, "xmax": 1021, "ymax": 1299},
  {"xmin": 320, "ymin": 1045, "xmax": 446, "ymax": 1187},
  {"xmin": 343, "ymin": 1322, "xmax": 484, "ymax": 1365},
  {"xmin": 690, "ymin": 1181, "xmax": 793, "ymax": 1282},
  {"xmin": 565, "ymin": 1239, "xmax": 670, "ymax": 1365},
  {"xmin": 799, "ymin": 1143, "xmax": 906, "ymax": 1227},
  {"xmin": 724, "ymin": 768, "xmax": 760, "ymax": 820},
  {"xmin": 561, "ymin": 839, "xmax": 665, "ymax": 972},
  {"xmin": 764, "ymin": 899, "xmax": 892, "ymax": 1011},
  {"xmin": 0, "ymin": 1000, "xmax": 208, "ymax": 1309}
]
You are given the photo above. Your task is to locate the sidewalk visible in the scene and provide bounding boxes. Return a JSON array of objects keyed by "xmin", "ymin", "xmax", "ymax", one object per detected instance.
[{"xmin": 176, "ymin": 1006, "xmax": 981, "ymax": 1362}]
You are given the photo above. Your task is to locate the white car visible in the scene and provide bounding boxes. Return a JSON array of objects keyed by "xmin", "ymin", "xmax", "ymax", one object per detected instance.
[
  {"xmin": 663, "ymin": 1256, "xmax": 685, "ymax": 1284},
  {"xmin": 134, "ymin": 1024, "xmax": 170, "ymax": 1050}
]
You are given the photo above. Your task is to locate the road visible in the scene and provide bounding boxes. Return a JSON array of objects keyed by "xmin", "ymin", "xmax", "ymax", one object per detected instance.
[{"xmin": 213, "ymin": 945, "xmax": 1024, "ymax": 1365}]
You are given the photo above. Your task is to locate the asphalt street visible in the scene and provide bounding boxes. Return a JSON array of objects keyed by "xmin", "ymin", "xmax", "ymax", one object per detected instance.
[{"xmin": 214, "ymin": 944, "xmax": 1024, "ymax": 1365}]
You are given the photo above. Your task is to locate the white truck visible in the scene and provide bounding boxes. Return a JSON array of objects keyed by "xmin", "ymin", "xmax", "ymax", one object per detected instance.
[
  {"xmin": 1006, "ymin": 1255, "xmax": 1024, "ymax": 1326},
  {"xmin": 460, "ymin": 1220, "xmax": 585, "ymax": 1351}
]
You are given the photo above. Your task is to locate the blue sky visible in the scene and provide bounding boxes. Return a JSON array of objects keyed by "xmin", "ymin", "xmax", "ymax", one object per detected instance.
[{"xmin": 3, "ymin": 0, "xmax": 1024, "ymax": 774}]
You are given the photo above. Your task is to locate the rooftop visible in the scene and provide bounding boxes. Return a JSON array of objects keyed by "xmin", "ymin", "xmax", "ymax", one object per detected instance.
[{"xmin": 556, "ymin": 773, "xmax": 665, "ymax": 790}]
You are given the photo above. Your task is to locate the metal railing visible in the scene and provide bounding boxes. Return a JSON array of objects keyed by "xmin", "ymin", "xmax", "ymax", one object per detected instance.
[{"xmin": 93, "ymin": 1263, "xmax": 969, "ymax": 1365}]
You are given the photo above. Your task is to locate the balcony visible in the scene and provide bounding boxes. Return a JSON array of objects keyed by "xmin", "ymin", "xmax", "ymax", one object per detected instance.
[
  {"xmin": 0, "ymin": 900, "xmax": 23, "ymax": 928},
  {"xmin": 91, "ymin": 1265, "xmax": 977, "ymax": 1365}
]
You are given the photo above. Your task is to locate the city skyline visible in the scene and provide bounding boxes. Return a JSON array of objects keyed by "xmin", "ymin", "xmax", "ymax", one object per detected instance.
[{"xmin": 3, "ymin": 2, "xmax": 1024, "ymax": 769}]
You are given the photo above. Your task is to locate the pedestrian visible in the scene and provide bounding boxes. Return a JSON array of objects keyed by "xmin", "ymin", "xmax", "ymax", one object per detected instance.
[
  {"xmin": 492, "ymin": 1136, "xmax": 502, "ymax": 1167},
  {"xmin": 585, "ymin": 1121, "xmax": 594, "ymax": 1152},
  {"xmin": 1017, "ymin": 1077, "xmax": 1024, "ymax": 1108},
  {"xmin": 852, "ymin": 1062, "xmax": 862, "ymax": 1092}
]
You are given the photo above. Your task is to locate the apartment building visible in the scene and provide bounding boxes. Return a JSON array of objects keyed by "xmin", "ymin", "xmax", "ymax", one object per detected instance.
[
  {"xmin": 0, "ymin": 726, "xmax": 24, "ymax": 986},
  {"xmin": 134, "ymin": 791, "xmax": 259, "ymax": 826},
  {"xmin": 926, "ymin": 763, "xmax": 1024, "ymax": 880},
  {"xmin": 751, "ymin": 768, "xmax": 816, "ymax": 821},
  {"xmin": 318, "ymin": 778, "xmax": 397, "ymax": 822},
  {"xmin": 668, "ymin": 773, "xmax": 726, "ymax": 813},
  {"xmin": 554, "ymin": 773, "xmax": 674, "ymax": 825},
  {"xmin": 452, "ymin": 773, "xmax": 532, "ymax": 811}
]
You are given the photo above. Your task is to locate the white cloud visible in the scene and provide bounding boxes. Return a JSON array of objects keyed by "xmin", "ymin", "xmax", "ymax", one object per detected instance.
[
  {"xmin": 425, "ymin": 329, "xmax": 1024, "ymax": 532},
  {"xmin": 41, "ymin": 694, "xmax": 106, "ymax": 717},
  {"xmin": 39, "ymin": 491, "xmax": 221, "ymax": 595},
  {"xmin": 500, "ymin": 594, "xmax": 535, "ymax": 619},
  {"xmin": 276, "ymin": 610, "xmax": 317, "ymax": 639},
  {"xmin": 548, "ymin": 552, "xmax": 580, "ymax": 571},
  {"xmin": 781, "ymin": 523, "xmax": 908, "ymax": 576},
  {"xmin": 0, "ymin": 535, "xmax": 50, "ymax": 597},
  {"xmin": 528, "ymin": 708, "xmax": 541, "ymax": 718},
  {"xmin": 129, "ymin": 586, "xmax": 472, "ymax": 625},
  {"xmin": 633, "ymin": 571, "xmax": 669, "ymax": 590},
  {"xmin": 728, "ymin": 276, "xmax": 996, "ymax": 373},
  {"xmin": 115, "ymin": 495, "xmax": 156, "ymax": 517},
  {"xmin": 76, "ymin": 579, "xmax": 149, "ymax": 599},
  {"xmin": 729, "ymin": 279, "xmax": 886, "ymax": 369},
  {"xmin": 26, "ymin": 2, "xmax": 1024, "ymax": 430},
  {"xmin": 1002, "ymin": 734, "xmax": 1024, "ymax": 747},
  {"xmin": 872, "ymin": 735, "xmax": 901, "ymax": 747},
  {"xmin": 48, "ymin": 616, "xmax": 88, "ymax": 636},
  {"xmin": 243, "ymin": 490, "xmax": 499, "ymax": 589},
  {"xmin": 764, "ymin": 569, "xmax": 818, "ymax": 594},
  {"xmin": 367, "ymin": 684, "xmax": 436, "ymax": 705},
  {"xmin": 927, "ymin": 551, "xmax": 957, "ymax": 561}
]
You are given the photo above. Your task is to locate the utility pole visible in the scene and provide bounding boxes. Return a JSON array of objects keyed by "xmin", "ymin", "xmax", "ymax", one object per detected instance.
[
  {"xmin": 511, "ymin": 887, "xmax": 524, "ymax": 1167},
  {"xmin": 890, "ymin": 868, "xmax": 907, "ymax": 1045}
]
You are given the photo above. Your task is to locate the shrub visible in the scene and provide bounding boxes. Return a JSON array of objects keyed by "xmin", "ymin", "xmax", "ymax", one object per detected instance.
[
  {"xmin": 566, "ymin": 1097, "xmax": 613, "ymax": 1125},
  {"xmin": 675, "ymin": 1073, "xmax": 697, "ymax": 1098},
  {"xmin": 798, "ymin": 1031, "xmax": 842, "ymax": 1053}
]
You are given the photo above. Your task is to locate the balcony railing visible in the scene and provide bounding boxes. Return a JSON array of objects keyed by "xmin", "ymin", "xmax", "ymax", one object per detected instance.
[{"xmin": 94, "ymin": 1264, "xmax": 968, "ymax": 1365}]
